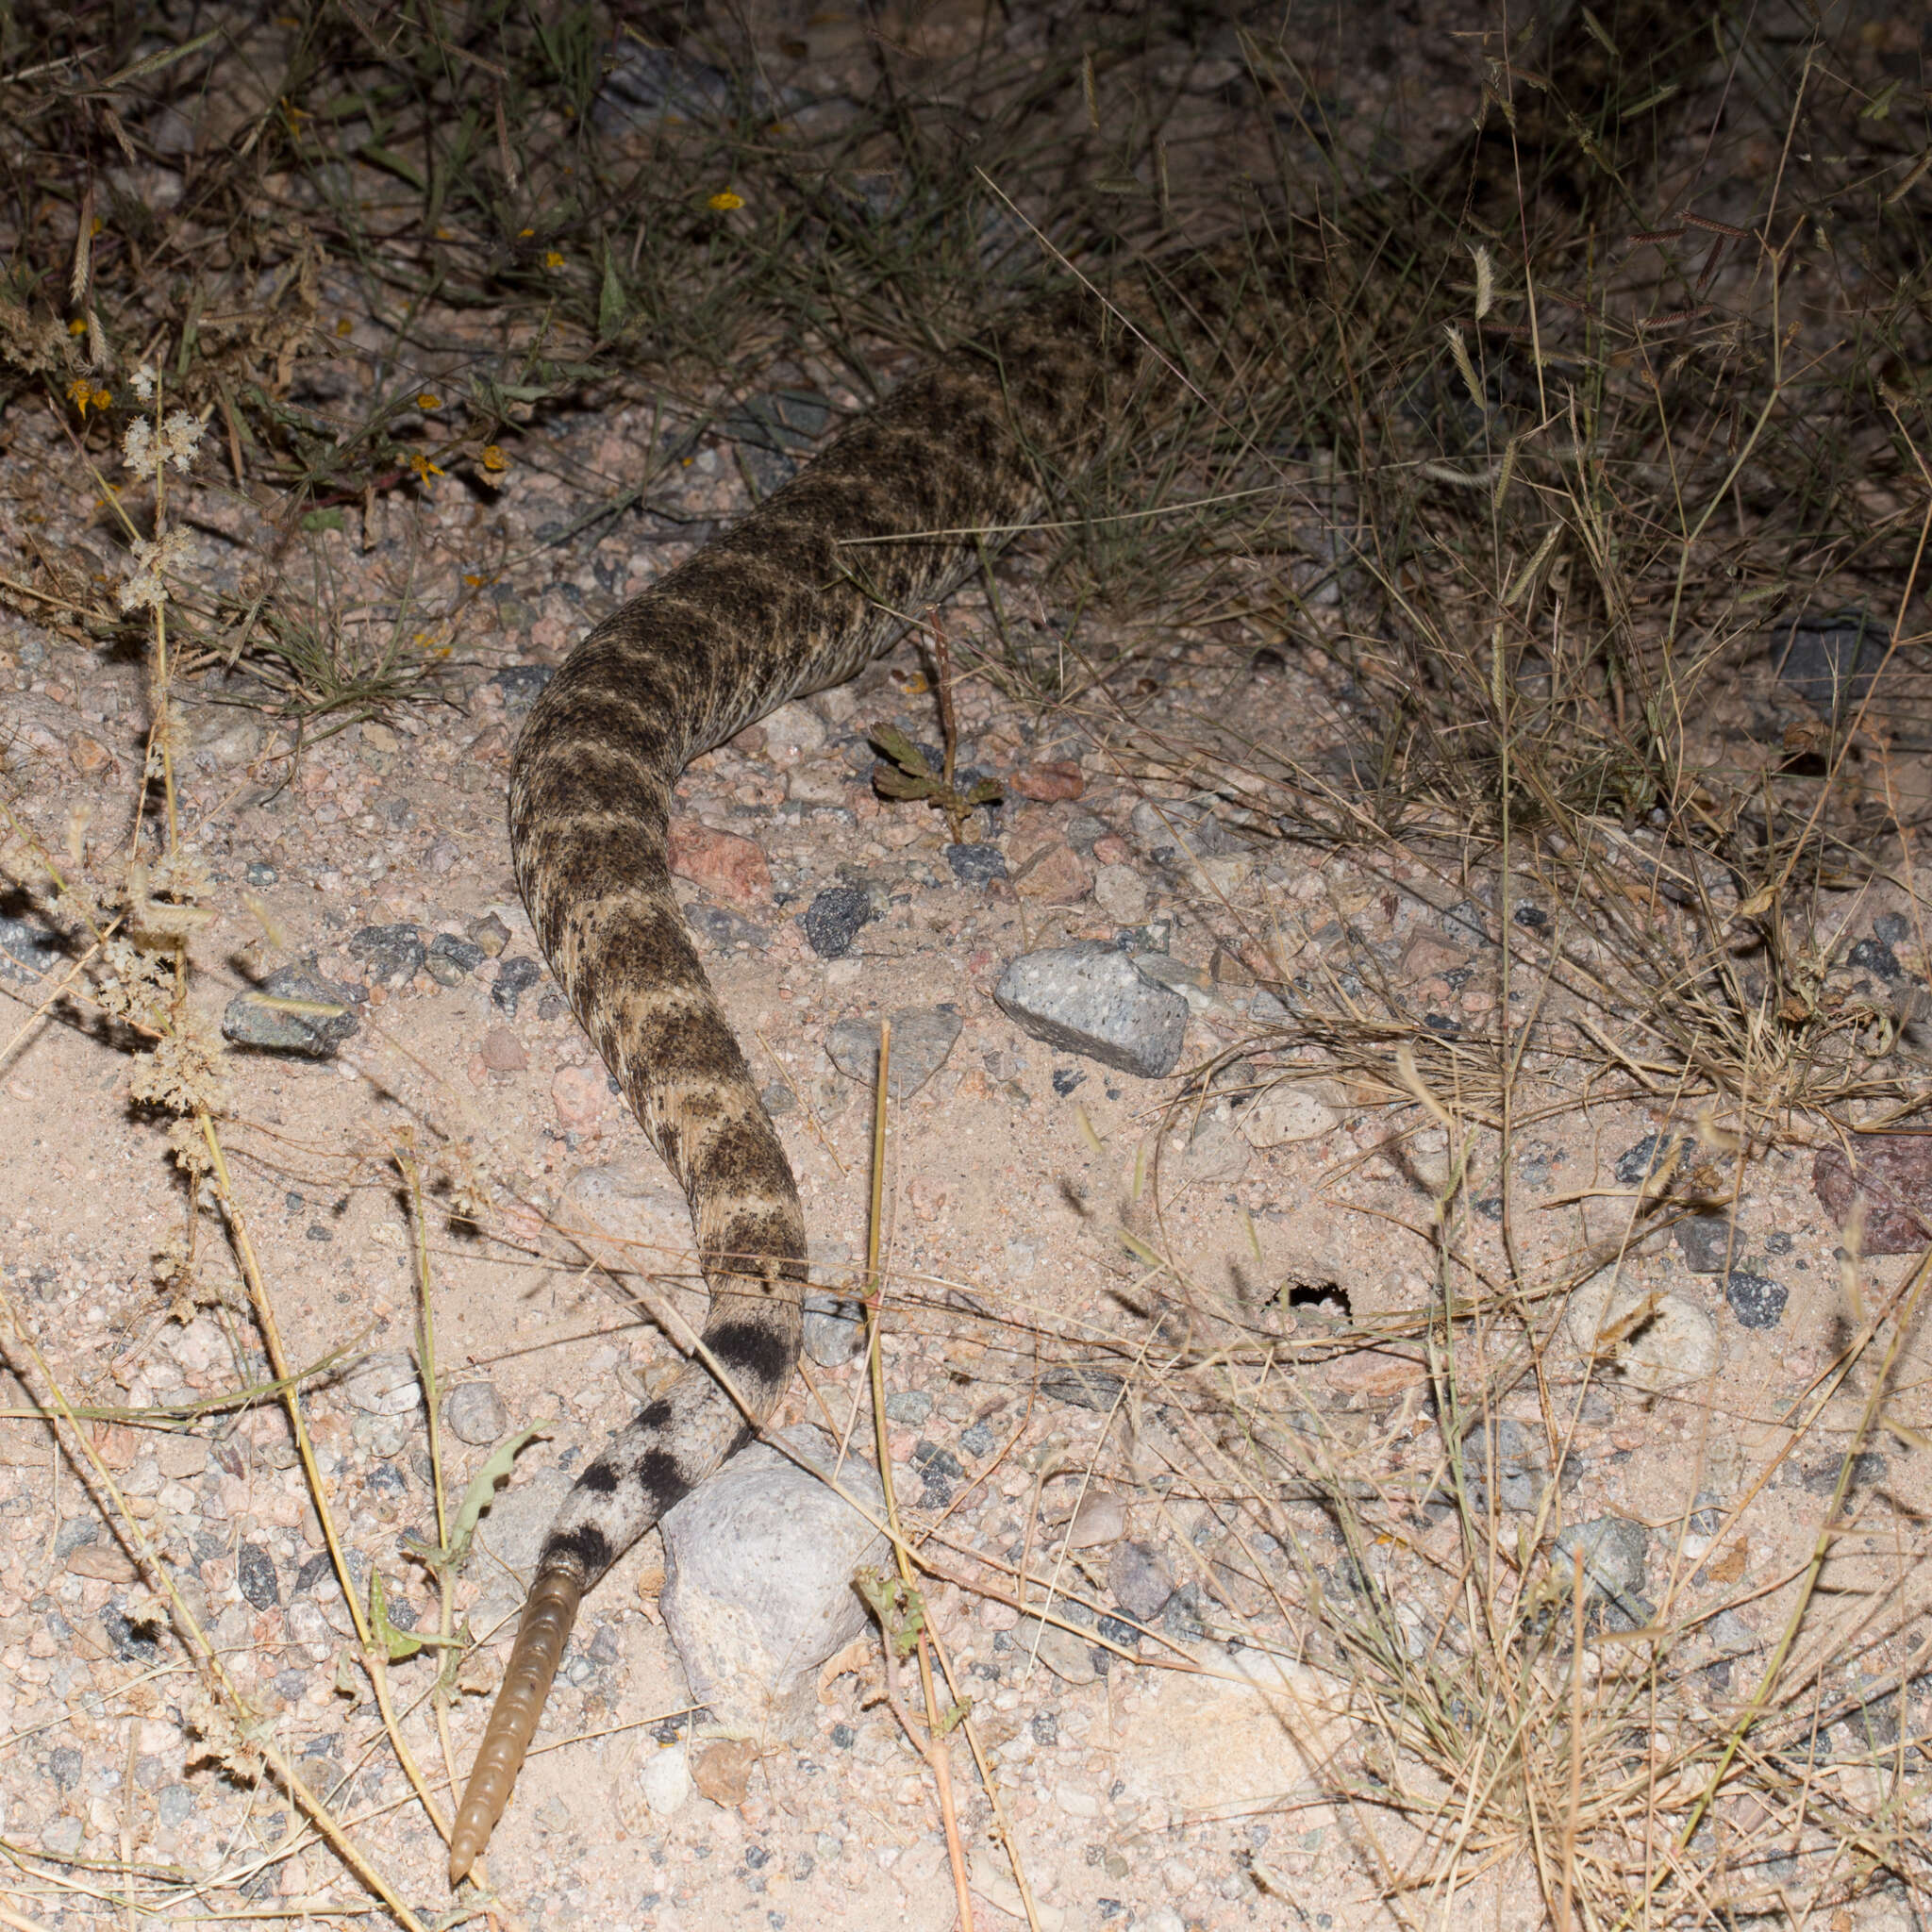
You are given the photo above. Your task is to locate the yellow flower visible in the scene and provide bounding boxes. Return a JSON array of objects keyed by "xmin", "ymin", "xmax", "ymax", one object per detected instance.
[
  {"xmin": 336, "ymin": 317, "xmax": 353, "ymax": 337},
  {"xmin": 416, "ymin": 391, "xmax": 441, "ymax": 410},
  {"xmin": 408, "ymin": 451, "xmax": 445, "ymax": 484},
  {"xmin": 543, "ymin": 250, "xmax": 565, "ymax": 271},
  {"xmin": 518, "ymin": 226, "xmax": 535, "ymax": 239},
  {"xmin": 66, "ymin": 376, "xmax": 98, "ymax": 417},
  {"xmin": 92, "ymin": 386, "xmax": 111, "ymax": 413},
  {"xmin": 708, "ymin": 190, "xmax": 744, "ymax": 212},
  {"xmin": 479, "ymin": 444, "xmax": 509, "ymax": 474},
  {"xmin": 67, "ymin": 318, "xmax": 87, "ymax": 337}
]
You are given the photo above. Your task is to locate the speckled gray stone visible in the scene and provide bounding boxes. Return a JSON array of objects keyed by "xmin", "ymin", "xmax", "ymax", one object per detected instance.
[
  {"xmin": 221, "ymin": 961, "xmax": 359, "ymax": 1057},
  {"xmin": 443, "ymin": 1381, "xmax": 509, "ymax": 1445},
  {"xmin": 993, "ymin": 942, "xmax": 1188, "ymax": 1077},
  {"xmin": 825, "ymin": 1005, "xmax": 962, "ymax": 1097},
  {"xmin": 659, "ymin": 1425, "xmax": 889, "ymax": 1740}
]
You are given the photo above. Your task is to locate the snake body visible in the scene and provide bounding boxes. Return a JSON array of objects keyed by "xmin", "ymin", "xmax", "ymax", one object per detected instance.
[{"xmin": 447, "ymin": 3, "xmax": 1698, "ymax": 1879}]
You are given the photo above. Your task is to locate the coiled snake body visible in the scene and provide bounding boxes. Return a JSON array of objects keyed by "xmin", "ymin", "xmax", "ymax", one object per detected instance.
[{"xmin": 448, "ymin": 2, "xmax": 1692, "ymax": 1876}]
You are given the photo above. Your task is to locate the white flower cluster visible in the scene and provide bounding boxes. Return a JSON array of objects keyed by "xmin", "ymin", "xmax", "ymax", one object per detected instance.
[
  {"xmin": 123, "ymin": 409, "xmax": 205, "ymax": 478},
  {"xmin": 119, "ymin": 527, "xmax": 192, "ymax": 614}
]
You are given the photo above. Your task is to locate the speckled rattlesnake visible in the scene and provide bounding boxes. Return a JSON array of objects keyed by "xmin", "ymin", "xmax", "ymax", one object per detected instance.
[{"xmin": 448, "ymin": 5, "xmax": 1694, "ymax": 1880}]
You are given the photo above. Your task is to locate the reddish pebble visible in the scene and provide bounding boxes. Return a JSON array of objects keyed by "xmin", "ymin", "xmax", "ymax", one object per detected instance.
[
  {"xmin": 479, "ymin": 1025, "xmax": 527, "ymax": 1073},
  {"xmin": 1813, "ymin": 1136, "xmax": 1932, "ymax": 1254},
  {"xmin": 1009, "ymin": 758, "xmax": 1085, "ymax": 802},
  {"xmin": 1091, "ymin": 833, "xmax": 1130, "ymax": 865},
  {"xmin": 667, "ymin": 821, "xmax": 774, "ymax": 908},
  {"xmin": 551, "ymin": 1063, "xmax": 608, "ymax": 1129}
]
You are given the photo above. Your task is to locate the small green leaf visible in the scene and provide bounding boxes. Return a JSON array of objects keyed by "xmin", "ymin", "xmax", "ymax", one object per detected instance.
[
  {"xmin": 447, "ymin": 1422, "xmax": 553, "ymax": 1569},
  {"xmin": 868, "ymin": 724, "xmax": 932, "ymax": 778},
  {"xmin": 360, "ymin": 144, "xmax": 428, "ymax": 192},
  {"xmin": 963, "ymin": 778, "xmax": 1004, "ymax": 806},
  {"xmin": 874, "ymin": 768, "xmax": 941, "ymax": 801},
  {"xmin": 598, "ymin": 247, "xmax": 626, "ymax": 338},
  {"xmin": 300, "ymin": 508, "xmax": 346, "ymax": 534}
]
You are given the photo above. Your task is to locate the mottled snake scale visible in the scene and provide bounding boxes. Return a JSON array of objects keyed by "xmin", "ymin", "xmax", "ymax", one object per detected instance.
[{"xmin": 448, "ymin": 5, "xmax": 1689, "ymax": 1878}]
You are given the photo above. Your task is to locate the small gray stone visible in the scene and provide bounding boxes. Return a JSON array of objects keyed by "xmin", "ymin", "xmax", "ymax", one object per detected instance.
[
  {"xmin": 1010, "ymin": 1601, "xmax": 1100, "ymax": 1683},
  {"xmin": 491, "ymin": 663, "xmax": 555, "ymax": 715},
  {"xmin": 1724, "ymin": 1271, "xmax": 1788, "ymax": 1329},
  {"xmin": 349, "ymin": 924, "xmax": 425, "ymax": 987},
  {"xmin": 825, "ymin": 1005, "xmax": 962, "ymax": 1098},
  {"xmin": 1108, "ymin": 1540, "xmax": 1174, "ymax": 1621},
  {"xmin": 687, "ymin": 903, "xmax": 768, "ymax": 951},
  {"xmin": 1552, "ymin": 1517, "xmax": 1652, "ymax": 1627},
  {"xmin": 237, "ymin": 1541, "xmax": 280, "ymax": 1610},
  {"xmin": 884, "ymin": 1391, "xmax": 933, "ymax": 1425},
  {"xmin": 425, "ymin": 932, "xmax": 485, "ymax": 985},
  {"xmin": 802, "ymin": 1291, "xmax": 866, "ymax": 1367},
  {"xmin": 40, "ymin": 1815, "xmax": 84, "ymax": 1857},
  {"xmin": 343, "ymin": 1351, "xmax": 422, "ymax": 1418},
  {"xmin": 0, "ymin": 913, "xmax": 61, "ymax": 983},
  {"xmin": 474, "ymin": 1464, "xmax": 576, "ymax": 1581},
  {"xmin": 659, "ymin": 1425, "xmax": 890, "ymax": 1739},
  {"xmin": 222, "ymin": 961, "xmax": 359, "ymax": 1057},
  {"xmin": 994, "ymin": 943, "xmax": 1188, "ymax": 1077},
  {"xmin": 491, "ymin": 956, "xmax": 542, "ymax": 1015},
  {"xmin": 1774, "ymin": 611, "xmax": 1883, "ymax": 713},
  {"xmin": 944, "ymin": 842, "xmax": 1008, "ymax": 886},
  {"xmin": 444, "ymin": 1381, "xmax": 509, "ymax": 1445},
  {"xmin": 1457, "ymin": 1417, "xmax": 1544, "ymax": 1513},
  {"xmin": 802, "ymin": 885, "xmax": 874, "ymax": 958},
  {"xmin": 1674, "ymin": 1214, "xmax": 1734, "ymax": 1274}
]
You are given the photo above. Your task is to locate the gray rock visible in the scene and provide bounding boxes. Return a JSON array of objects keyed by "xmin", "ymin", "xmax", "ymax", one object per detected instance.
[
  {"xmin": 1108, "ymin": 1541, "xmax": 1174, "ymax": 1622},
  {"xmin": 994, "ymin": 943, "xmax": 1188, "ymax": 1077},
  {"xmin": 884, "ymin": 1391, "xmax": 933, "ymax": 1425},
  {"xmin": 237, "ymin": 1542, "xmax": 280, "ymax": 1610},
  {"xmin": 1724, "ymin": 1271, "xmax": 1788, "ymax": 1330},
  {"xmin": 443, "ymin": 1381, "xmax": 509, "ymax": 1445},
  {"xmin": 1010, "ymin": 1603, "xmax": 1101, "ymax": 1684},
  {"xmin": 944, "ymin": 841, "xmax": 1008, "ymax": 886},
  {"xmin": 1774, "ymin": 611, "xmax": 1883, "ymax": 714},
  {"xmin": 802, "ymin": 885, "xmax": 875, "ymax": 958},
  {"xmin": 221, "ymin": 961, "xmax": 359, "ymax": 1057},
  {"xmin": 0, "ymin": 913, "xmax": 61, "ymax": 983},
  {"xmin": 1674, "ymin": 1214, "xmax": 1734, "ymax": 1274},
  {"xmin": 474, "ymin": 1463, "xmax": 575, "ymax": 1581},
  {"xmin": 343, "ymin": 1351, "xmax": 421, "ymax": 1418},
  {"xmin": 825, "ymin": 1005, "xmax": 962, "ymax": 1098},
  {"xmin": 802, "ymin": 1293, "xmax": 866, "ymax": 1367},
  {"xmin": 425, "ymin": 932, "xmax": 485, "ymax": 985},
  {"xmin": 349, "ymin": 924, "xmax": 425, "ymax": 988},
  {"xmin": 1552, "ymin": 1517, "xmax": 1653, "ymax": 1627},
  {"xmin": 687, "ymin": 903, "xmax": 769, "ymax": 952},
  {"xmin": 1457, "ymin": 1417, "xmax": 1543, "ymax": 1513},
  {"xmin": 490, "ymin": 663, "xmax": 555, "ymax": 715},
  {"xmin": 40, "ymin": 1815, "xmax": 84, "ymax": 1857},
  {"xmin": 491, "ymin": 956, "xmax": 542, "ymax": 1015},
  {"xmin": 659, "ymin": 1425, "xmax": 890, "ymax": 1740}
]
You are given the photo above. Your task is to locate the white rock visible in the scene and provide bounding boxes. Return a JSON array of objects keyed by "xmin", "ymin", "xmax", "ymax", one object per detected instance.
[
  {"xmin": 344, "ymin": 1350, "xmax": 422, "ymax": 1418},
  {"xmin": 786, "ymin": 764, "xmax": 849, "ymax": 807},
  {"xmin": 1560, "ymin": 1272, "xmax": 1720, "ymax": 1395},
  {"xmin": 659, "ymin": 1425, "xmax": 890, "ymax": 1740},
  {"xmin": 1065, "ymin": 1489, "xmax": 1127, "ymax": 1549},
  {"xmin": 1240, "ymin": 1083, "xmax": 1340, "ymax": 1146},
  {"xmin": 169, "ymin": 1317, "xmax": 225, "ymax": 1374},
  {"xmin": 761, "ymin": 701, "xmax": 827, "ymax": 759},
  {"xmin": 636, "ymin": 1742, "xmax": 692, "ymax": 1817},
  {"xmin": 1056, "ymin": 1783, "xmax": 1102, "ymax": 1817}
]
